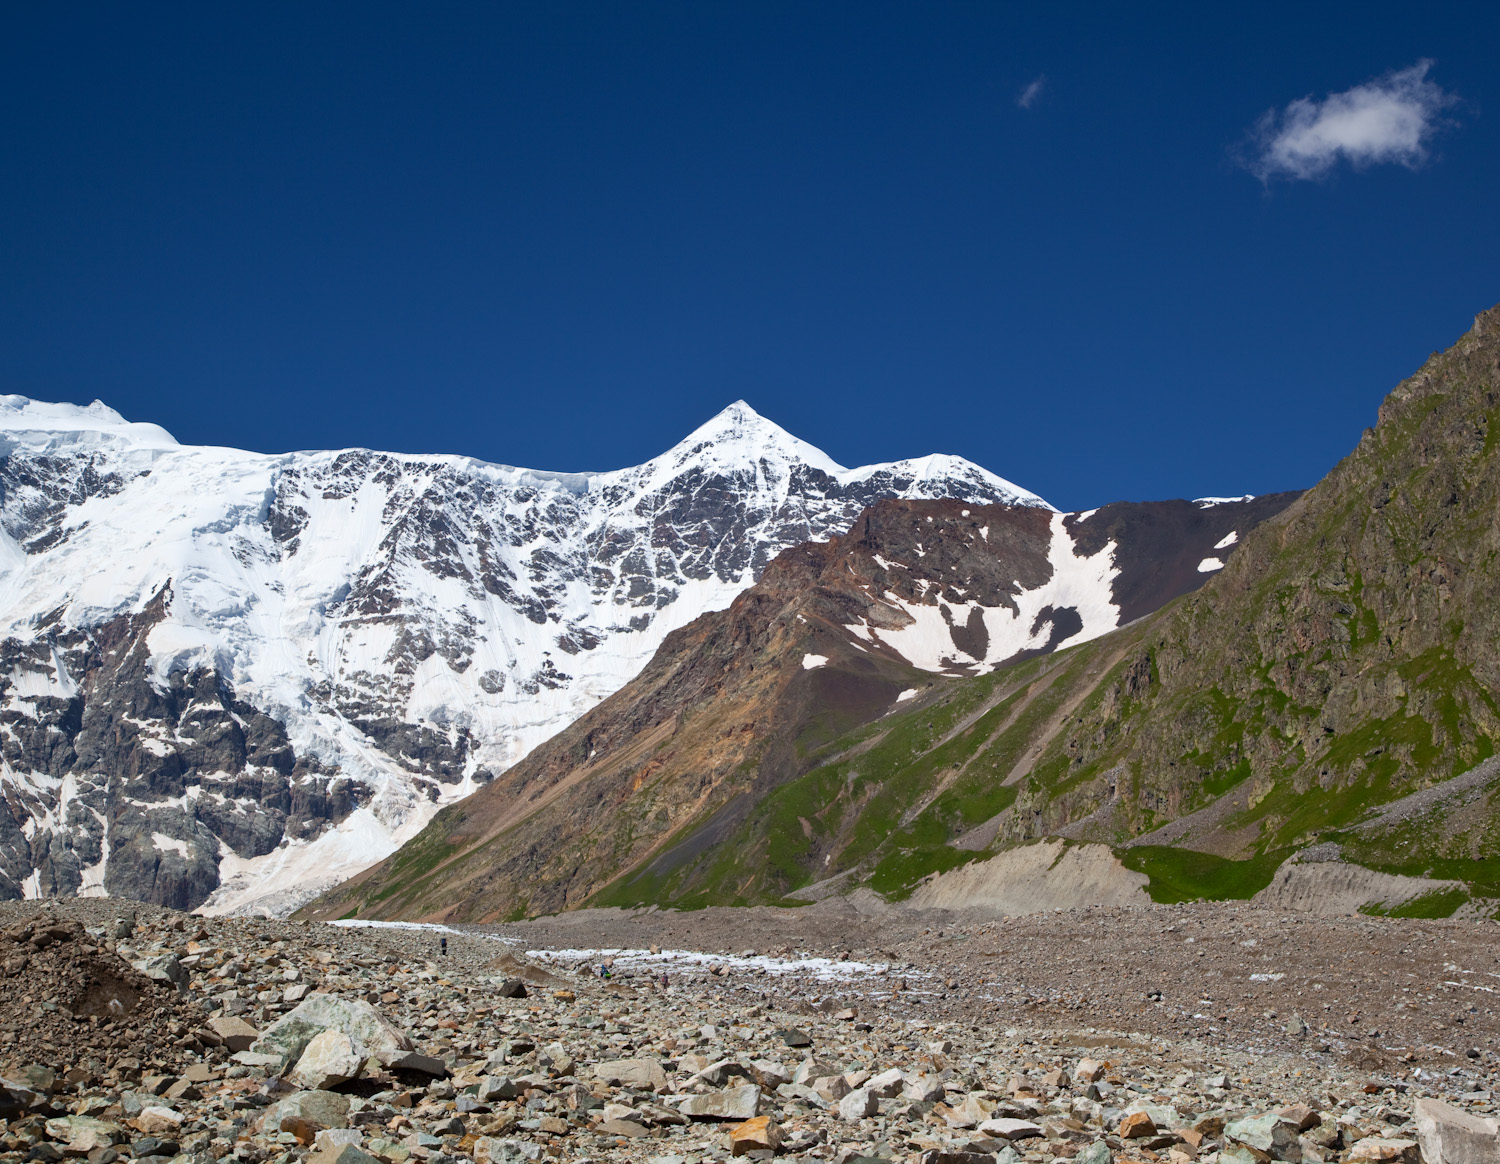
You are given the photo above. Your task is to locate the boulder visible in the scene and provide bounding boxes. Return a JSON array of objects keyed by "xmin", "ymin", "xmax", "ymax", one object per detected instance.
[
  {"xmin": 382, "ymin": 1050, "xmax": 448, "ymax": 1076},
  {"xmin": 477, "ymin": 1076, "xmax": 520, "ymax": 1101},
  {"xmin": 308, "ymin": 1143, "xmax": 380, "ymax": 1164},
  {"xmin": 8, "ymin": 1065, "xmax": 57, "ymax": 1093},
  {"xmin": 313, "ymin": 1129, "xmax": 365, "ymax": 1152},
  {"xmin": 43, "ymin": 1115, "xmax": 124, "ymax": 1152},
  {"xmin": 730, "ymin": 1114, "xmax": 783, "ymax": 1156},
  {"xmin": 1226, "ymin": 1112, "xmax": 1303, "ymax": 1158},
  {"xmin": 1414, "ymin": 1098, "xmax": 1500, "ymax": 1164},
  {"xmin": 131, "ymin": 952, "xmax": 188, "ymax": 991},
  {"xmin": 1347, "ymin": 1138, "xmax": 1420, "ymax": 1164},
  {"xmin": 905, "ymin": 1073, "xmax": 947, "ymax": 1103},
  {"xmin": 1120, "ymin": 1112, "xmax": 1158, "ymax": 1139},
  {"xmin": 979, "ymin": 1117, "xmax": 1045, "ymax": 1141},
  {"xmin": 868, "ymin": 1068, "xmax": 905, "ymax": 1098},
  {"xmin": 476, "ymin": 1138, "xmax": 545, "ymax": 1162},
  {"xmin": 594, "ymin": 1058, "xmax": 668, "ymax": 1092},
  {"xmin": 540, "ymin": 1041, "xmax": 575, "ymax": 1076},
  {"xmin": 595, "ymin": 1118, "xmax": 651, "ymax": 1137},
  {"xmin": 207, "ymin": 1015, "xmax": 260, "ymax": 1053},
  {"xmin": 133, "ymin": 1106, "xmax": 185, "ymax": 1137},
  {"xmin": 679, "ymin": 1084, "xmax": 762, "ymax": 1121},
  {"xmin": 248, "ymin": 993, "xmax": 412, "ymax": 1073},
  {"xmin": 838, "ymin": 1088, "xmax": 879, "ymax": 1121},
  {"xmin": 291, "ymin": 1029, "xmax": 366, "ymax": 1090},
  {"xmin": 259, "ymin": 1090, "xmax": 353, "ymax": 1133},
  {"xmin": 749, "ymin": 1059, "xmax": 791, "ymax": 1089}
]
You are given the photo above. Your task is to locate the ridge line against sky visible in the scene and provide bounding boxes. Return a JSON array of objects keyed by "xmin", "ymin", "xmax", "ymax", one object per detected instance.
[{"xmin": 1, "ymin": 4, "xmax": 1497, "ymax": 511}]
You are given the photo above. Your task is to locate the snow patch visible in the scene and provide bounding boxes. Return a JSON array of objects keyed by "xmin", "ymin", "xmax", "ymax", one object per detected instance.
[
  {"xmin": 1197, "ymin": 558, "xmax": 1224, "ymax": 573},
  {"xmin": 896, "ymin": 688, "xmax": 918, "ymax": 702},
  {"xmin": 1195, "ymin": 495, "xmax": 1254, "ymax": 507},
  {"xmin": 329, "ymin": 919, "xmax": 517, "ymax": 941},
  {"xmin": 1213, "ymin": 530, "xmax": 1239, "ymax": 550},
  {"xmin": 852, "ymin": 513, "xmax": 1119, "ymax": 671},
  {"xmin": 151, "ymin": 833, "xmax": 190, "ymax": 858},
  {"xmin": 801, "ymin": 654, "xmax": 828, "ymax": 670},
  {"xmin": 525, "ymin": 946, "xmax": 890, "ymax": 982}
]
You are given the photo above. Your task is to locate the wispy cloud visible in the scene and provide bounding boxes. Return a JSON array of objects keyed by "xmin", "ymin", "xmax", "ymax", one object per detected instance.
[
  {"xmin": 1017, "ymin": 76, "xmax": 1045, "ymax": 110},
  {"xmin": 1244, "ymin": 60, "xmax": 1458, "ymax": 182}
]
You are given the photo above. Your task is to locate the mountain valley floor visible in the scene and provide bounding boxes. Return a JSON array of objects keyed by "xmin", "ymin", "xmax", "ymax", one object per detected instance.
[
  {"xmin": 2, "ymin": 897, "xmax": 1497, "ymax": 1164},
  {"xmin": 494, "ymin": 899, "xmax": 1500, "ymax": 1079}
]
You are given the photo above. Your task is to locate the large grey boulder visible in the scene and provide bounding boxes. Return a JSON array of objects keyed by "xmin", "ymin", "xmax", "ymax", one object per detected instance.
[
  {"xmin": 290, "ymin": 1029, "xmax": 366, "ymax": 1090},
  {"xmin": 838, "ymin": 1087, "xmax": 878, "ymax": 1121},
  {"xmin": 1225, "ymin": 1112, "xmax": 1303, "ymax": 1159},
  {"xmin": 1413, "ymin": 1098, "xmax": 1500, "ymax": 1164},
  {"xmin": 247, "ymin": 993, "xmax": 412, "ymax": 1073},
  {"xmin": 42, "ymin": 1115, "xmax": 125, "ymax": 1153},
  {"xmin": 206, "ymin": 1015, "xmax": 259, "ymax": 1053}
]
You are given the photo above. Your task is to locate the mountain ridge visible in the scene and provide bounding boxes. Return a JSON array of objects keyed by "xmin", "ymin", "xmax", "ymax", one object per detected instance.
[
  {"xmin": 307, "ymin": 303, "xmax": 1500, "ymax": 923},
  {"xmin": 0, "ymin": 395, "xmax": 1047, "ymax": 912},
  {"xmin": 301, "ymin": 490, "xmax": 1297, "ymax": 922}
]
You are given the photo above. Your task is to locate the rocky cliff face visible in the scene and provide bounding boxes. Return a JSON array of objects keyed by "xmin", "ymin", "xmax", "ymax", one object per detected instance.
[
  {"xmin": 302, "ymin": 490, "xmax": 1292, "ymax": 921},
  {"xmin": 0, "ymin": 397, "xmax": 1045, "ymax": 913}
]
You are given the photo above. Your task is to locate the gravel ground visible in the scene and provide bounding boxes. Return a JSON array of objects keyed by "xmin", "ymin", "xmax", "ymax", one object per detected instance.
[
  {"xmin": 487, "ymin": 899, "xmax": 1500, "ymax": 1079},
  {"xmin": 0, "ymin": 896, "xmax": 1496, "ymax": 1164}
]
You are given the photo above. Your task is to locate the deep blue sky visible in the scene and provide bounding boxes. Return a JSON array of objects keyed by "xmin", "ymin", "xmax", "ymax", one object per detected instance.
[{"xmin": 2, "ymin": 4, "xmax": 1497, "ymax": 510}]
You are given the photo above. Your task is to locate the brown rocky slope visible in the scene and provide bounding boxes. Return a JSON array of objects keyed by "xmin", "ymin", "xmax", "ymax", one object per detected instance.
[{"xmin": 302, "ymin": 487, "xmax": 1294, "ymax": 922}]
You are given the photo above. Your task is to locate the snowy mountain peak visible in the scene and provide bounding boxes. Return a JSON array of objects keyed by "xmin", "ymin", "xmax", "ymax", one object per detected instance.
[
  {"xmin": 662, "ymin": 400, "xmax": 845, "ymax": 477},
  {"xmin": 0, "ymin": 394, "xmax": 179, "ymax": 452},
  {"xmin": 0, "ymin": 393, "xmax": 1052, "ymax": 916}
]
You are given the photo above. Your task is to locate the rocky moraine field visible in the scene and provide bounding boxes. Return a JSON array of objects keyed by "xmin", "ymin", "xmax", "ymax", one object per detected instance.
[{"xmin": 0, "ymin": 897, "xmax": 1497, "ymax": 1164}]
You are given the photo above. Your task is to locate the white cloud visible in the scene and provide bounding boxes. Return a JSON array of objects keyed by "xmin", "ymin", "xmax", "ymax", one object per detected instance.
[
  {"xmin": 1245, "ymin": 60, "xmax": 1458, "ymax": 182},
  {"xmin": 1017, "ymin": 77, "xmax": 1045, "ymax": 110}
]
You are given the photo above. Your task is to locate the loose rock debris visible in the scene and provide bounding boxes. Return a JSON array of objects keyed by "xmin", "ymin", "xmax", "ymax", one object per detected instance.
[{"xmin": 1, "ymin": 898, "xmax": 1497, "ymax": 1164}]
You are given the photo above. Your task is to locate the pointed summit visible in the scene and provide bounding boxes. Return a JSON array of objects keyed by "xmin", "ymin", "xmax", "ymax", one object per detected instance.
[{"xmin": 664, "ymin": 400, "xmax": 846, "ymax": 476}]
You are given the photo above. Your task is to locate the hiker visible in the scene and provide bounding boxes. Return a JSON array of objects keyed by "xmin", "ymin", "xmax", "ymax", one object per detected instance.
[{"xmin": 440, "ymin": 936, "xmax": 447, "ymax": 957}]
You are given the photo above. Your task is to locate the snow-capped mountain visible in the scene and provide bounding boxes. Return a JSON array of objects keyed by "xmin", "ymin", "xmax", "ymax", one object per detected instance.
[{"xmin": 0, "ymin": 395, "xmax": 1045, "ymax": 914}]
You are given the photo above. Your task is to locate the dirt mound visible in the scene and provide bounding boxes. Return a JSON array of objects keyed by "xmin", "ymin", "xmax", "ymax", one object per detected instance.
[
  {"xmin": 1251, "ymin": 856, "xmax": 1470, "ymax": 916},
  {"xmin": 905, "ymin": 838, "xmax": 1150, "ymax": 913},
  {"xmin": 0, "ymin": 915, "xmax": 207, "ymax": 1081}
]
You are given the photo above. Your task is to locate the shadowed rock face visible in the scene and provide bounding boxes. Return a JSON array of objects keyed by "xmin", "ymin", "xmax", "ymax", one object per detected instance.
[
  {"xmin": 304, "ymin": 489, "xmax": 1296, "ymax": 923},
  {"xmin": 0, "ymin": 587, "xmax": 366, "ymax": 910},
  {"xmin": 1067, "ymin": 494, "xmax": 1304, "ymax": 624}
]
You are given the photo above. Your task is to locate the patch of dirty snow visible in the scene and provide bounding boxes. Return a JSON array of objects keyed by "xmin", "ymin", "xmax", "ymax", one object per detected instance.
[{"xmin": 525, "ymin": 946, "xmax": 891, "ymax": 982}]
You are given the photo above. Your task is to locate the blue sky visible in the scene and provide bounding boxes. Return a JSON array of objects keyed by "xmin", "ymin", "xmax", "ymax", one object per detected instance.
[{"xmin": 2, "ymin": 4, "xmax": 1496, "ymax": 510}]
